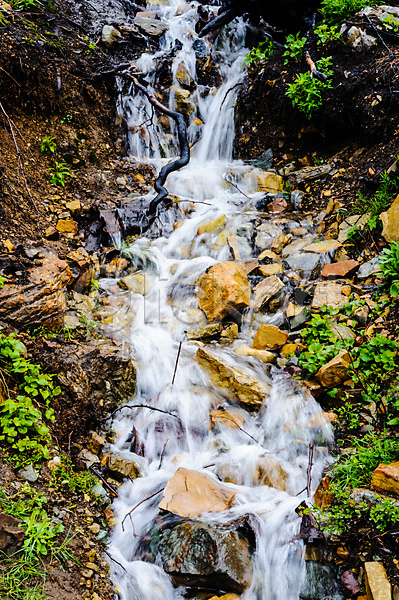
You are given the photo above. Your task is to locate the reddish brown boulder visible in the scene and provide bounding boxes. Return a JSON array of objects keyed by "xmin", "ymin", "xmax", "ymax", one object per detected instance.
[{"xmin": 321, "ymin": 260, "xmax": 360, "ymax": 279}]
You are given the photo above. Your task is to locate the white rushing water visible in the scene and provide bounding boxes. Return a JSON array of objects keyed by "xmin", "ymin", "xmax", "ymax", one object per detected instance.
[{"xmin": 105, "ymin": 3, "xmax": 335, "ymax": 599}]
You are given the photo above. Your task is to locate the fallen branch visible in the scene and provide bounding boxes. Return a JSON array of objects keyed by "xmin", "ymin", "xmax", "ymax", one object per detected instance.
[
  {"xmin": 158, "ymin": 437, "xmax": 169, "ymax": 470},
  {"xmin": 305, "ymin": 52, "xmax": 328, "ymax": 83},
  {"xmin": 126, "ymin": 74, "xmax": 190, "ymax": 221},
  {"xmin": 121, "ymin": 487, "xmax": 165, "ymax": 531},
  {"xmin": 108, "ymin": 403, "xmax": 181, "ymax": 422},
  {"xmin": 171, "ymin": 340, "xmax": 182, "ymax": 385},
  {"xmin": 306, "ymin": 442, "xmax": 314, "ymax": 497},
  {"xmin": 89, "ymin": 465, "xmax": 119, "ymax": 497}
]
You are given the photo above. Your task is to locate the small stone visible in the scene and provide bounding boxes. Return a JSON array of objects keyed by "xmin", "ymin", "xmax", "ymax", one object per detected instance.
[
  {"xmin": 371, "ymin": 461, "xmax": 399, "ymax": 496},
  {"xmin": 258, "ymin": 249, "xmax": 279, "ymax": 263},
  {"xmin": 88, "ymin": 523, "xmax": 101, "ymax": 534},
  {"xmin": 253, "ymin": 276, "xmax": 285, "ymax": 312},
  {"xmin": 18, "ymin": 464, "xmax": 38, "ymax": 483},
  {"xmin": 258, "ymin": 264, "xmax": 283, "ymax": 277},
  {"xmin": 66, "ymin": 199, "xmax": 81, "ymax": 213},
  {"xmin": 78, "ymin": 449, "xmax": 100, "ymax": 468},
  {"xmin": 234, "ymin": 345, "xmax": 275, "ymax": 363},
  {"xmin": 118, "ymin": 273, "xmax": 152, "ymax": 295},
  {"xmin": 283, "ymin": 253, "xmax": 322, "ymax": 280},
  {"xmin": 56, "ymin": 219, "xmax": 78, "ymax": 234},
  {"xmin": 364, "ymin": 562, "xmax": 391, "ymax": 600},
  {"xmin": 314, "ymin": 474, "xmax": 333, "ymax": 509},
  {"xmin": 187, "ymin": 322, "xmax": 222, "ymax": 341},
  {"xmin": 87, "ymin": 431, "xmax": 106, "ymax": 455},
  {"xmin": 321, "ymin": 260, "xmax": 360, "ymax": 279},
  {"xmin": 134, "ymin": 11, "xmax": 169, "ymax": 37},
  {"xmin": 134, "ymin": 173, "xmax": 145, "ymax": 183},
  {"xmin": 252, "ymin": 324, "xmax": 288, "ymax": 351},
  {"xmin": 303, "ymin": 240, "xmax": 342, "ymax": 253},
  {"xmin": 268, "ymin": 197, "xmax": 288, "ymax": 213},
  {"xmin": 220, "ymin": 323, "xmax": 239, "ymax": 338},
  {"xmin": 280, "ymin": 343, "xmax": 305, "ymax": 358},
  {"xmin": 281, "ymin": 236, "xmax": 314, "ymax": 258},
  {"xmin": 47, "ymin": 456, "xmax": 62, "ymax": 471},
  {"xmin": 91, "ymin": 484, "xmax": 107, "ymax": 499},
  {"xmin": 316, "ymin": 350, "xmax": 351, "ymax": 388},
  {"xmin": 107, "ymin": 454, "xmax": 141, "ymax": 479},
  {"xmin": 209, "ymin": 410, "xmax": 245, "ymax": 429},
  {"xmin": 45, "ymin": 226, "xmax": 59, "ymax": 239},
  {"xmin": 101, "ymin": 25, "xmax": 122, "ymax": 47},
  {"xmin": 354, "ymin": 304, "xmax": 369, "ymax": 326},
  {"xmin": 4, "ymin": 239, "xmax": 14, "ymax": 252},
  {"xmin": 270, "ymin": 233, "xmax": 291, "ymax": 254}
]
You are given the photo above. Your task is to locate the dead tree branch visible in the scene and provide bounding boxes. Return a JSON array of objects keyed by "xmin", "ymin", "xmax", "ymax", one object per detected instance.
[
  {"xmin": 126, "ymin": 74, "xmax": 190, "ymax": 221},
  {"xmin": 305, "ymin": 52, "xmax": 328, "ymax": 83}
]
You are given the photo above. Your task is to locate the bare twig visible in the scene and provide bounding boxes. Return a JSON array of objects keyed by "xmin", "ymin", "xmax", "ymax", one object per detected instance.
[
  {"xmin": 89, "ymin": 465, "xmax": 119, "ymax": 497},
  {"xmin": 107, "ymin": 402, "xmax": 181, "ymax": 422},
  {"xmin": 121, "ymin": 488, "xmax": 165, "ymax": 531},
  {"xmin": 158, "ymin": 437, "xmax": 169, "ymax": 470},
  {"xmin": 171, "ymin": 341, "xmax": 182, "ymax": 385},
  {"xmin": 364, "ymin": 14, "xmax": 393, "ymax": 57},
  {"xmin": 220, "ymin": 82, "xmax": 244, "ymax": 110},
  {"xmin": 224, "ymin": 175, "xmax": 251, "ymax": 199},
  {"xmin": 306, "ymin": 442, "xmax": 314, "ymax": 497}
]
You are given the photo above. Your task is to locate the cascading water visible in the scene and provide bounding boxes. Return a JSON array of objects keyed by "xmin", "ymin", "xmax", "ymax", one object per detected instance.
[{"xmin": 103, "ymin": 3, "xmax": 336, "ymax": 599}]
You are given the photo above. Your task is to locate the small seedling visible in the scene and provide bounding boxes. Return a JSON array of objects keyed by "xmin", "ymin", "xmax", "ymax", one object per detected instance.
[
  {"xmin": 40, "ymin": 135, "xmax": 57, "ymax": 154},
  {"xmin": 244, "ymin": 39, "xmax": 275, "ymax": 65},
  {"xmin": 48, "ymin": 161, "xmax": 73, "ymax": 187},
  {"xmin": 283, "ymin": 33, "xmax": 307, "ymax": 64}
]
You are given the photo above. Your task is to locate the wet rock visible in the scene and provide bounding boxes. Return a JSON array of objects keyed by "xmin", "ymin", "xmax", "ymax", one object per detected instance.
[
  {"xmin": 118, "ymin": 272, "xmax": 152, "ymax": 295},
  {"xmin": 267, "ymin": 197, "xmax": 288, "ymax": 213},
  {"xmin": 18, "ymin": 464, "xmax": 38, "ymax": 483},
  {"xmin": 0, "ymin": 513, "xmax": 24, "ymax": 555},
  {"xmin": 106, "ymin": 453, "xmax": 141, "ymax": 480},
  {"xmin": 288, "ymin": 164, "xmax": 331, "ymax": 187},
  {"xmin": 187, "ymin": 322, "xmax": 223, "ymax": 341},
  {"xmin": 283, "ymin": 253, "xmax": 322, "ymax": 280},
  {"xmin": 196, "ymin": 347, "xmax": 270, "ymax": 408},
  {"xmin": 314, "ymin": 474, "xmax": 333, "ymax": 509},
  {"xmin": 258, "ymin": 263, "xmax": 283, "ymax": 277},
  {"xmin": 254, "ymin": 223, "xmax": 283, "ymax": 250},
  {"xmin": 381, "ymin": 194, "xmax": 399, "ymax": 242},
  {"xmin": 289, "ymin": 306, "xmax": 309, "ymax": 330},
  {"xmin": 86, "ymin": 431, "xmax": 106, "ymax": 455},
  {"xmin": 291, "ymin": 190, "xmax": 304, "ymax": 210},
  {"xmin": 316, "ymin": 350, "xmax": 351, "ymax": 388},
  {"xmin": 253, "ymin": 275, "xmax": 285, "ymax": 312},
  {"xmin": 364, "ymin": 562, "xmax": 391, "ymax": 600},
  {"xmin": 280, "ymin": 236, "xmax": 314, "ymax": 258},
  {"xmin": 345, "ymin": 25, "xmax": 377, "ymax": 50},
  {"xmin": 281, "ymin": 342, "xmax": 305, "ymax": 358},
  {"xmin": 256, "ymin": 456, "xmax": 288, "ymax": 490},
  {"xmin": 172, "ymin": 86, "xmax": 196, "ymax": 116},
  {"xmin": 252, "ymin": 324, "xmax": 288, "ymax": 351},
  {"xmin": 311, "ymin": 281, "xmax": 351, "ymax": 310},
  {"xmin": 303, "ymin": 240, "xmax": 342, "ymax": 253},
  {"xmin": 0, "ymin": 251, "xmax": 72, "ymax": 329},
  {"xmin": 255, "ymin": 170, "xmax": 283, "ymax": 194},
  {"xmin": 354, "ymin": 304, "xmax": 369, "ymax": 326},
  {"xmin": 371, "ymin": 461, "xmax": 399, "ymax": 496},
  {"xmin": 250, "ymin": 148, "xmax": 273, "ymax": 170},
  {"xmin": 270, "ymin": 233, "xmax": 291, "ymax": 254},
  {"xmin": 258, "ymin": 249, "xmax": 279, "ymax": 263},
  {"xmin": 357, "ymin": 256, "xmax": 382, "ymax": 279},
  {"xmin": 234, "ymin": 345, "xmax": 275, "ymax": 364},
  {"xmin": 134, "ymin": 11, "xmax": 169, "ymax": 37},
  {"xmin": 301, "ymin": 562, "xmax": 340, "ymax": 600},
  {"xmin": 321, "ymin": 259, "xmax": 360, "ymax": 279},
  {"xmin": 159, "ymin": 467, "xmax": 235, "ymax": 517},
  {"xmin": 210, "ymin": 409, "xmax": 245, "ymax": 429},
  {"xmin": 175, "ymin": 62, "xmax": 195, "ymax": 90},
  {"xmin": 78, "ymin": 449, "xmax": 100, "ymax": 468},
  {"xmin": 198, "ymin": 262, "xmax": 250, "ymax": 322},
  {"xmin": 221, "ymin": 323, "xmax": 239, "ymax": 338},
  {"xmin": 227, "ymin": 235, "xmax": 251, "ymax": 262},
  {"xmin": 158, "ymin": 521, "xmax": 252, "ymax": 593},
  {"xmin": 307, "ymin": 411, "xmax": 338, "ymax": 428},
  {"xmin": 198, "ymin": 214, "xmax": 226, "ymax": 235},
  {"xmin": 101, "ymin": 25, "xmax": 122, "ymax": 47},
  {"xmin": 330, "ymin": 322, "xmax": 356, "ymax": 340}
]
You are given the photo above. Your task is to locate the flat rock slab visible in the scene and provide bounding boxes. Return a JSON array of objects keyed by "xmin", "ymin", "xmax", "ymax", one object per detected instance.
[
  {"xmin": 283, "ymin": 252, "xmax": 322, "ymax": 280},
  {"xmin": 196, "ymin": 347, "xmax": 270, "ymax": 408},
  {"xmin": 288, "ymin": 164, "xmax": 331, "ymax": 186},
  {"xmin": 311, "ymin": 281, "xmax": 351, "ymax": 310},
  {"xmin": 159, "ymin": 521, "xmax": 252, "ymax": 593},
  {"xmin": 252, "ymin": 324, "xmax": 288, "ymax": 350},
  {"xmin": 134, "ymin": 11, "xmax": 169, "ymax": 36},
  {"xmin": 371, "ymin": 461, "xmax": 399, "ymax": 496},
  {"xmin": 364, "ymin": 562, "xmax": 391, "ymax": 600},
  {"xmin": 159, "ymin": 467, "xmax": 235, "ymax": 517},
  {"xmin": 253, "ymin": 276, "xmax": 285, "ymax": 312},
  {"xmin": 321, "ymin": 259, "xmax": 360, "ymax": 279},
  {"xmin": 303, "ymin": 240, "xmax": 342, "ymax": 253}
]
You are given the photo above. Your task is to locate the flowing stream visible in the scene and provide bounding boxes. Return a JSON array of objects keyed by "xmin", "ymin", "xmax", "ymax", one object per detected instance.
[{"xmin": 103, "ymin": 3, "xmax": 336, "ymax": 599}]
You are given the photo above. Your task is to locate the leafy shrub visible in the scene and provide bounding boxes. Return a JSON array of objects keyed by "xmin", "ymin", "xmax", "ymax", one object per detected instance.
[
  {"xmin": 283, "ymin": 33, "xmax": 307, "ymax": 64},
  {"xmin": 286, "ymin": 56, "xmax": 333, "ymax": 118},
  {"xmin": 382, "ymin": 14, "xmax": 399, "ymax": 34},
  {"xmin": 40, "ymin": 135, "xmax": 56, "ymax": 154},
  {"xmin": 379, "ymin": 241, "xmax": 399, "ymax": 297},
  {"xmin": 244, "ymin": 39, "xmax": 275, "ymax": 65},
  {"xmin": 314, "ymin": 23, "xmax": 341, "ymax": 44},
  {"xmin": 319, "ymin": 0, "xmax": 383, "ymax": 24},
  {"xmin": 0, "ymin": 332, "xmax": 60, "ymax": 464},
  {"xmin": 48, "ymin": 161, "xmax": 73, "ymax": 187},
  {"xmin": 50, "ymin": 456, "xmax": 99, "ymax": 495}
]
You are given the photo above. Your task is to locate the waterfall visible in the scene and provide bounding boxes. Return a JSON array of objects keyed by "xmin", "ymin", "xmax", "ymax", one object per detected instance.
[{"xmin": 103, "ymin": 3, "xmax": 335, "ymax": 599}]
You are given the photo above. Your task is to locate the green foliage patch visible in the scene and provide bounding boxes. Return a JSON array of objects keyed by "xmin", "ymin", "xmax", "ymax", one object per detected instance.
[
  {"xmin": 286, "ymin": 56, "xmax": 333, "ymax": 118},
  {"xmin": 48, "ymin": 161, "xmax": 73, "ymax": 187},
  {"xmin": 283, "ymin": 33, "xmax": 307, "ymax": 64},
  {"xmin": 319, "ymin": 0, "xmax": 383, "ymax": 24}
]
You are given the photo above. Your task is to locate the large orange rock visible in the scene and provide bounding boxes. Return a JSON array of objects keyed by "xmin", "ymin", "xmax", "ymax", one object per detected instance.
[
  {"xmin": 364, "ymin": 562, "xmax": 391, "ymax": 600},
  {"xmin": 371, "ymin": 461, "xmax": 399, "ymax": 496},
  {"xmin": 0, "ymin": 251, "xmax": 72, "ymax": 329},
  {"xmin": 316, "ymin": 350, "xmax": 351, "ymax": 388},
  {"xmin": 252, "ymin": 324, "xmax": 288, "ymax": 351},
  {"xmin": 159, "ymin": 468, "xmax": 235, "ymax": 517},
  {"xmin": 196, "ymin": 347, "xmax": 270, "ymax": 408},
  {"xmin": 198, "ymin": 262, "xmax": 250, "ymax": 322},
  {"xmin": 381, "ymin": 194, "xmax": 399, "ymax": 242}
]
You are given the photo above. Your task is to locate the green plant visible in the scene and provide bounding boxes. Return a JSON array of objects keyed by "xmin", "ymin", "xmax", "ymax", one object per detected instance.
[
  {"xmin": 48, "ymin": 161, "xmax": 73, "ymax": 187},
  {"xmin": 84, "ymin": 36, "xmax": 97, "ymax": 54},
  {"xmin": 9, "ymin": 0, "xmax": 42, "ymax": 10},
  {"xmin": 353, "ymin": 164, "xmax": 399, "ymax": 232},
  {"xmin": 319, "ymin": 0, "xmax": 383, "ymax": 24},
  {"xmin": 40, "ymin": 135, "xmax": 57, "ymax": 154},
  {"xmin": 79, "ymin": 314, "xmax": 96, "ymax": 336},
  {"xmin": 244, "ymin": 39, "xmax": 275, "ymax": 65},
  {"xmin": 314, "ymin": 23, "xmax": 341, "ymax": 44},
  {"xmin": 286, "ymin": 56, "xmax": 333, "ymax": 118},
  {"xmin": 0, "ymin": 275, "xmax": 7, "ymax": 289},
  {"xmin": 0, "ymin": 332, "xmax": 60, "ymax": 464},
  {"xmin": 50, "ymin": 456, "xmax": 99, "ymax": 495},
  {"xmin": 379, "ymin": 241, "xmax": 399, "ymax": 297},
  {"xmin": 283, "ymin": 33, "xmax": 307, "ymax": 64},
  {"xmin": 381, "ymin": 13, "xmax": 399, "ymax": 34},
  {"xmin": 60, "ymin": 113, "xmax": 73, "ymax": 124}
]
